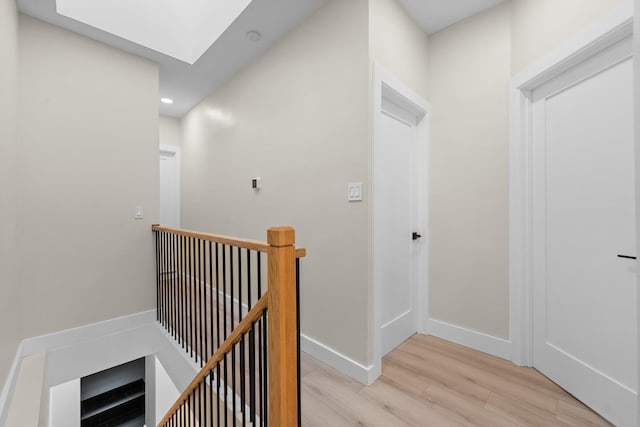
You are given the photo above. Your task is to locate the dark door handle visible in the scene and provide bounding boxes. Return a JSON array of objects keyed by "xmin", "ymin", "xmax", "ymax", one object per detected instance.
[
  {"xmin": 412, "ymin": 232, "xmax": 422, "ymax": 240},
  {"xmin": 617, "ymin": 255, "xmax": 637, "ymax": 259}
]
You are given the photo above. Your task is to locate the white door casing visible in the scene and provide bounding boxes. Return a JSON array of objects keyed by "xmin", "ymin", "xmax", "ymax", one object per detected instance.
[
  {"xmin": 531, "ymin": 36, "xmax": 636, "ymax": 426},
  {"xmin": 160, "ymin": 145, "xmax": 181, "ymax": 228},
  {"xmin": 509, "ymin": 3, "xmax": 636, "ymax": 426},
  {"xmin": 372, "ymin": 64, "xmax": 429, "ymax": 380}
]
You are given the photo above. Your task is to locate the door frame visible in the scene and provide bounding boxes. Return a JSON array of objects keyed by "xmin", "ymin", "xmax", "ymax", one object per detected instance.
[
  {"xmin": 509, "ymin": 3, "xmax": 633, "ymax": 367},
  {"xmin": 159, "ymin": 144, "xmax": 181, "ymax": 228},
  {"xmin": 371, "ymin": 64, "xmax": 430, "ymax": 381}
]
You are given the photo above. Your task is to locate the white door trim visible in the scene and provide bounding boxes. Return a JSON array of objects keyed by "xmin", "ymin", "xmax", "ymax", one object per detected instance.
[
  {"xmin": 371, "ymin": 63, "xmax": 429, "ymax": 383},
  {"xmin": 159, "ymin": 144, "xmax": 181, "ymax": 228},
  {"xmin": 509, "ymin": 2, "xmax": 634, "ymax": 366}
]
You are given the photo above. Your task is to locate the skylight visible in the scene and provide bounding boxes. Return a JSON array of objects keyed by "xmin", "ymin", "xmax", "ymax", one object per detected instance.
[{"xmin": 55, "ymin": 0, "xmax": 253, "ymax": 64}]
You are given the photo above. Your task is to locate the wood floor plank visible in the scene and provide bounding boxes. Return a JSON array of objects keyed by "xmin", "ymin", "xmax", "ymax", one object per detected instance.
[
  {"xmin": 555, "ymin": 400, "xmax": 613, "ymax": 427},
  {"xmin": 300, "ymin": 335, "xmax": 612, "ymax": 426},
  {"xmin": 421, "ymin": 384, "xmax": 518, "ymax": 427},
  {"xmin": 361, "ymin": 376, "xmax": 468, "ymax": 426},
  {"xmin": 303, "ymin": 371, "xmax": 409, "ymax": 426}
]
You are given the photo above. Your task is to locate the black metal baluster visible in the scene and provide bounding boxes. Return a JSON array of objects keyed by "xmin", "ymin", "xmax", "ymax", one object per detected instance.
[
  {"xmin": 160, "ymin": 232, "xmax": 165, "ymax": 328},
  {"xmin": 169, "ymin": 233, "xmax": 173, "ymax": 337},
  {"xmin": 215, "ymin": 242, "xmax": 221, "ymax": 350},
  {"xmin": 188, "ymin": 237, "xmax": 193, "ymax": 358},
  {"xmin": 257, "ymin": 253, "xmax": 262, "ymax": 297},
  {"xmin": 180, "ymin": 236, "xmax": 186, "ymax": 349},
  {"xmin": 196, "ymin": 238, "xmax": 201, "ymax": 365},
  {"xmin": 199, "ymin": 380, "xmax": 203, "ymax": 427},
  {"xmin": 208, "ymin": 241, "xmax": 213, "ymax": 361},
  {"xmin": 217, "ymin": 362, "xmax": 221, "ymax": 426},
  {"xmin": 223, "ymin": 244, "xmax": 227, "ymax": 340},
  {"xmin": 209, "ymin": 368, "xmax": 214, "ymax": 427},
  {"xmin": 163, "ymin": 232, "xmax": 168, "ymax": 329},
  {"xmin": 249, "ymin": 322, "xmax": 256, "ymax": 425},
  {"xmin": 167, "ymin": 233, "xmax": 172, "ymax": 336},
  {"xmin": 258, "ymin": 318, "xmax": 263, "ymax": 427},
  {"xmin": 230, "ymin": 247, "xmax": 236, "ymax": 424},
  {"xmin": 173, "ymin": 233, "xmax": 177, "ymax": 338},
  {"xmin": 200, "ymin": 238, "xmax": 205, "ymax": 367},
  {"xmin": 247, "ymin": 251, "xmax": 255, "ymax": 425},
  {"xmin": 237, "ymin": 247, "xmax": 245, "ymax": 425},
  {"xmin": 233, "ymin": 341, "xmax": 237, "ymax": 426},
  {"xmin": 208, "ymin": 368, "xmax": 213, "ymax": 427},
  {"xmin": 257, "ymin": 252, "xmax": 264, "ymax": 426},
  {"xmin": 155, "ymin": 231, "xmax": 160, "ymax": 322},
  {"xmin": 185, "ymin": 237, "xmax": 191, "ymax": 354},
  {"xmin": 296, "ymin": 257, "xmax": 301, "ymax": 427},
  {"xmin": 189, "ymin": 238, "xmax": 197, "ymax": 359},
  {"xmin": 263, "ymin": 311, "xmax": 268, "ymax": 427},
  {"xmin": 224, "ymin": 353, "xmax": 228, "ymax": 427},
  {"xmin": 215, "ymin": 243, "xmax": 221, "ymax": 426}
]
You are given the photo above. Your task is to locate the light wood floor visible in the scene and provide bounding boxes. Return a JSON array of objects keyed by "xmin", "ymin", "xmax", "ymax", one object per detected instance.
[{"xmin": 301, "ymin": 334, "xmax": 612, "ymax": 427}]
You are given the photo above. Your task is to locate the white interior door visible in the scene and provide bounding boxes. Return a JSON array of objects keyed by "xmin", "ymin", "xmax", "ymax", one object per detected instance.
[
  {"xmin": 160, "ymin": 147, "xmax": 180, "ymax": 228},
  {"xmin": 375, "ymin": 86, "xmax": 425, "ymax": 357},
  {"xmin": 532, "ymin": 36, "xmax": 637, "ymax": 426}
]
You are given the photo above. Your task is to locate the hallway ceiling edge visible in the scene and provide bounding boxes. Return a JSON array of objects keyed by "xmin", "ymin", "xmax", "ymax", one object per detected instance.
[{"xmin": 17, "ymin": 0, "xmax": 505, "ymax": 118}]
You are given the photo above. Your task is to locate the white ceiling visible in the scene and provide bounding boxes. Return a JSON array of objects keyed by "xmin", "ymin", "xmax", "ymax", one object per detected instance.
[
  {"xmin": 17, "ymin": 0, "xmax": 504, "ymax": 118},
  {"xmin": 398, "ymin": 0, "xmax": 506, "ymax": 34},
  {"xmin": 56, "ymin": 0, "xmax": 252, "ymax": 64}
]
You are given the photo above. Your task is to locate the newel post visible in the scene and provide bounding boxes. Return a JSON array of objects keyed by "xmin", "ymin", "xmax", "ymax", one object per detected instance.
[{"xmin": 267, "ymin": 226, "xmax": 298, "ymax": 426}]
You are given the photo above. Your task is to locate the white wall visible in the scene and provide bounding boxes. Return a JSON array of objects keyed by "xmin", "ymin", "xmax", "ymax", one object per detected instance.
[
  {"xmin": 49, "ymin": 379, "xmax": 80, "ymax": 427},
  {"xmin": 17, "ymin": 15, "xmax": 159, "ymax": 340},
  {"xmin": 369, "ymin": 0, "xmax": 429, "ymax": 100},
  {"xmin": 154, "ymin": 356, "xmax": 179, "ymax": 424},
  {"xmin": 5, "ymin": 354, "xmax": 46, "ymax": 427},
  {"xmin": 181, "ymin": 0, "xmax": 371, "ymax": 365},
  {"xmin": 511, "ymin": 0, "xmax": 627, "ymax": 73},
  {"xmin": 0, "ymin": 0, "xmax": 20, "ymax": 390},
  {"xmin": 160, "ymin": 115, "xmax": 182, "ymax": 148},
  {"xmin": 428, "ymin": 2, "xmax": 512, "ymax": 339}
]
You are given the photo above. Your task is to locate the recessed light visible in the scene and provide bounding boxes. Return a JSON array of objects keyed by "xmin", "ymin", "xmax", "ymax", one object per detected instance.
[
  {"xmin": 246, "ymin": 30, "xmax": 262, "ymax": 42},
  {"xmin": 161, "ymin": 98, "xmax": 174, "ymax": 104}
]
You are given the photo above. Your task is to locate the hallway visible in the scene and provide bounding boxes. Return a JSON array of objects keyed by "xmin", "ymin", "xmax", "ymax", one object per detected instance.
[{"xmin": 301, "ymin": 335, "xmax": 611, "ymax": 426}]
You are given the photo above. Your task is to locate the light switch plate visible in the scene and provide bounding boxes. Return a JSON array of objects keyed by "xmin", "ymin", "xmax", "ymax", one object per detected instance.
[
  {"xmin": 347, "ymin": 182, "xmax": 363, "ymax": 202},
  {"xmin": 251, "ymin": 177, "xmax": 262, "ymax": 190}
]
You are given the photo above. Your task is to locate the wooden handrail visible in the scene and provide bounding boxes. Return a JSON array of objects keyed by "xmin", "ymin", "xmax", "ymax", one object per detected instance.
[
  {"xmin": 152, "ymin": 224, "xmax": 307, "ymax": 259},
  {"xmin": 152, "ymin": 225, "xmax": 270, "ymax": 252},
  {"xmin": 157, "ymin": 294, "xmax": 269, "ymax": 427}
]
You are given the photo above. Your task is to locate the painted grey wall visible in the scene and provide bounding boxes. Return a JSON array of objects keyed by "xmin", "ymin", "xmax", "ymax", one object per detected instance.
[
  {"xmin": 160, "ymin": 116, "xmax": 181, "ymax": 148},
  {"xmin": 16, "ymin": 15, "xmax": 159, "ymax": 342},
  {"xmin": 427, "ymin": 0, "xmax": 628, "ymax": 341},
  {"xmin": 0, "ymin": 0, "xmax": 20, "ymax": 390},
  {"xmin": 428, "ymin": 2, "xmax": 512, "ymax": 339},
  {"xmin": 180, "ymin": 0, "xmax": 371, "ymax": 364},
  {"xmin": 369, "ymin": 0, "xmax": 429, "ymax": 100},
  {"xmin": 511, "ymin": 0, "xmax": 627, "ymax": 73}
]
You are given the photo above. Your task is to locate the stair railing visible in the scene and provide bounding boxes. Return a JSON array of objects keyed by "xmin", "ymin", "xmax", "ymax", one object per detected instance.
[{"xmin": 152, "ymin": 225, "xmax": 304, "ymax": 426}]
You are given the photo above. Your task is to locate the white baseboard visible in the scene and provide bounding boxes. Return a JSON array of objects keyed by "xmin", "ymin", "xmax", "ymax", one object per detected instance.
[
  {"xmin": 428, "ymin": 319, "xmax": 511, "ymax": 361},
  {"xmin": 300, "ymin": 334, "xmax": 375, "ymax": 385}
]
